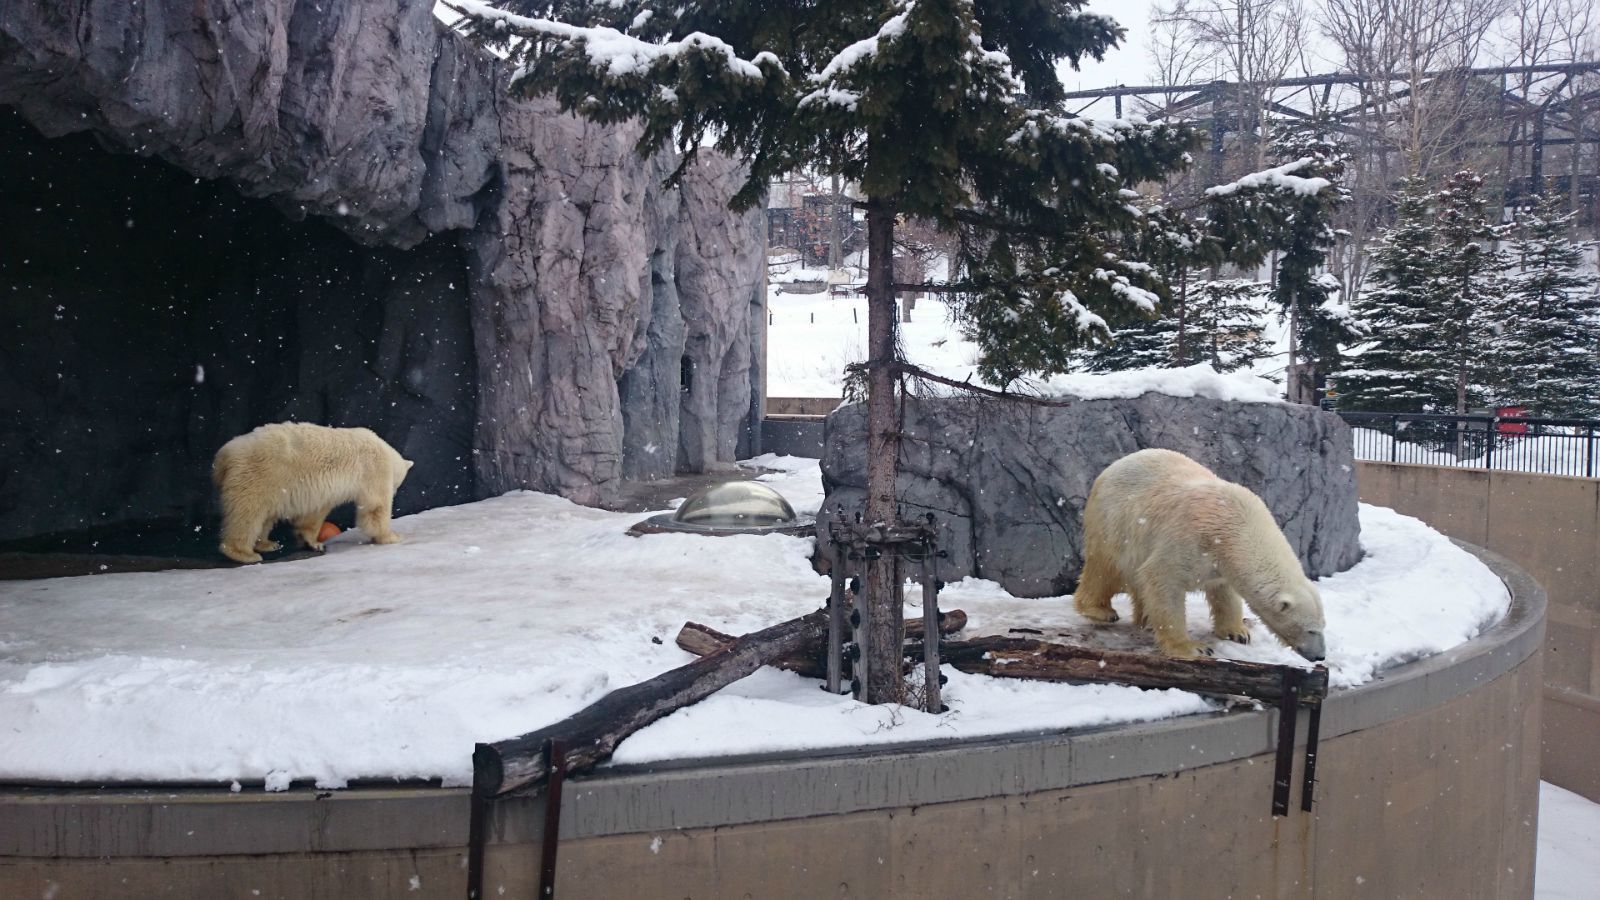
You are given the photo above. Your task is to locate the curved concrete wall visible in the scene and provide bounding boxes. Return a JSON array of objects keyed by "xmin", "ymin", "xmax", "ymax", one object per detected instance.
[
  {"xmin": 1356, "ymin": 461, "xmax": 1599, "ymax": 802},
  {"xmin": 0, "ymin": 545, "xmax": 1543, "ymax": 898}
]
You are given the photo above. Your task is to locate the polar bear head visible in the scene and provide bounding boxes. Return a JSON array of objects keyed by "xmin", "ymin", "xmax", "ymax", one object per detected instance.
[{"xmin": 1250, "ymin": 578, "xmax": 1326, "ymax": 662}]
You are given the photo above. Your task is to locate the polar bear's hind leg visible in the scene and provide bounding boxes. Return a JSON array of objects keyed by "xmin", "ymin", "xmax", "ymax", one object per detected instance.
[{"xmin": 1073, "ymin": 551, "xmax": 1123, "ymax": 624}]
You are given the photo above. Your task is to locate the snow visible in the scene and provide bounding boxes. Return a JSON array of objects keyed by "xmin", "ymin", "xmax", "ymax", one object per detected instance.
[
  {"xmin": 1205, "ymin": 158, "xmax": 1332, "ymax": 198},
  {"xmin": 0, "ymin": 457, "xmax": 1505, "ymax": 789},
  {"xmin": 1029, "ymin": 365, "xmax": 1285, "ymax": 403},
  {"xmin": 444, "ymin": 0, "xmax": 772, "ymax": 82},
  {"xmin": 1537, "ymin": 781, "xmax": 1600, "ymax": 899},
  {"xmin": 764, "ymin": 288, "xmax": 1284, "ymax": 402},
  {"xmin": 811, "ymin": 1, "xmax": 915, "ymax": 83}
]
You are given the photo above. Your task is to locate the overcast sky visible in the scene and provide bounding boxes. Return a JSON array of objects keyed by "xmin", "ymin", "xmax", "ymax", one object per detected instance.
[{"xmin": 1068, "ymin": 0, "xmax": 1160, "ymax": 91}]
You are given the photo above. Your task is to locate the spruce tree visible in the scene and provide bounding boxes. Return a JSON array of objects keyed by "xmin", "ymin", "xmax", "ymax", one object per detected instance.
[
  {"xmin": 1431, "ymin": 170, "xmax": 1508, "ymax": 414},
  {"xmin": 1495, "ymin": 193, "xmax": 1600, "ymax": 417},
  {"xmin": 449, "ymin": 0, "xmax": 1337, "ymax": 703},
  {"xmin": 1187, "ymin": 278, "xmax": 1272, "ymax": 373},
  {"xmin": 1223, "ymin": 115, "xmax": 1354, "ymax": 403},
  {"xmin": 1338, "ymin": 179, "xmax": 1446, "ymax": 412},
  {"xmin": 1078, "ymin": 270, "xmax": 1269, "ymax": 374}
]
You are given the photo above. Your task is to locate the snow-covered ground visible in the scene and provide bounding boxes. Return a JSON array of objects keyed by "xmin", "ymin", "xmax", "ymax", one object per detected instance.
[
  {"xmin": 1538, "ymin": 781, "xmax": 1600, "ymax": 899},
  {"xmin": 0, "ymin": 456, "xmax": 1506, "ymax": 788},
  {"xmin": 765, "ymin": 286, "xmax": 1296, "ymax": 399}
]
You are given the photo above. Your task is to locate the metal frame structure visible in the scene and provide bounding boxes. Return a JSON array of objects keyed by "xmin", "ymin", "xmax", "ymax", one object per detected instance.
[{"xmin": 1060, "ymin": 62, "xmax": 1600, "ymax": 220}]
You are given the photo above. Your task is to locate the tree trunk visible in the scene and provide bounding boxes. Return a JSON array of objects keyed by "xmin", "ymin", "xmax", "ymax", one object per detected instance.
[
  {"xmin": 862, "ymin": 198, "xmax": 904, "ymax": 705},
  {"xmin": 1174, "ymin": 268, "xmax": 1190, "ymax": 365},
  {"xmin": 829, "ymin": 173, "xmax": 843, "ymax": 271},
  {"xmin": 1287, "ymin": 287, "xmax": 1300, "ymax": 404}
]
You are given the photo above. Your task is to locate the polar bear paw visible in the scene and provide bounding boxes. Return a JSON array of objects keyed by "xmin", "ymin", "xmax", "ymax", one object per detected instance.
[
  {"xmin": 1213, "ymin": 623, "xmax": 1251, "ymax": 644},
  {"xmin": 1160, "ymin": 638, "xmax": 1215, "ymax": 659}
]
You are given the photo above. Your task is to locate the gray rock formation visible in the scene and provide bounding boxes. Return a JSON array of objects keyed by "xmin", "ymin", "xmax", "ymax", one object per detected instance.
[
  {"xmin": 818, "ymin": 395, "xmax": 1363, "ymax": 598},
  {"xmin": 0, "ymin": 0, "xmax": 764, "ymax": 540}
]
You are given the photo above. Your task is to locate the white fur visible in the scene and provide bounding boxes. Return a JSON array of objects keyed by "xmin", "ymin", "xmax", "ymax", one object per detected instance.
[
  {"xmin": 212, "ymin": 422, "xmax": 413, "ymax": 564},
  {"xmin": 1073, "ymin": 448, "xmax": 1326, "ymax": 660}
]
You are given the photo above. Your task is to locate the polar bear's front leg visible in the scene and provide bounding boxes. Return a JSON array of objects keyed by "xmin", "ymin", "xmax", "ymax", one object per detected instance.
[
  {"xmin": 357, "ymin": 499, "xmax": 403, "ymax": 545},
  {"xmin": 1205, "ymin": 584, "xmax": 1250, "ymax": 644}
]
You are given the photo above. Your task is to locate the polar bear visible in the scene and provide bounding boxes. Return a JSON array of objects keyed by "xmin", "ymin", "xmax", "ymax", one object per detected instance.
[
  {"xmin": 1073, "ymin": 448, "xmax": 1326, "ymax": 661},
  {"xmin": 213, "ymin": 422, "xmax": 413, "ymax": 564}
]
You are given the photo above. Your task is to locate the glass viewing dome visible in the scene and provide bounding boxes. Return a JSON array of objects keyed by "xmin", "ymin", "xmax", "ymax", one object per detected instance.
[{"xmin": 630, "ymin": 481, "xmax": 814, "ymax": 536}]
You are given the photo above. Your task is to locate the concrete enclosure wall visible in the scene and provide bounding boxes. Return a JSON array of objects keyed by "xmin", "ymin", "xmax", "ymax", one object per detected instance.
[
  {"xmin": 0, "ymin": 545, "xmax": 1544, "ymax": 899},
  {"xmin": 1356, "ymin": 461, "xmax": 1600, "ymax": 801}
]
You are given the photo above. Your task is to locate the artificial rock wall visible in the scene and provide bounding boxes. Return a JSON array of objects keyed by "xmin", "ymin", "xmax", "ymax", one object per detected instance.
[
  {"xmin": 0, "ymin": 0, "xmax": 764, "ymax": 540},
  {"xmin": 819, "ymin": 395, "xmax": 1364, "ymax": 598}
]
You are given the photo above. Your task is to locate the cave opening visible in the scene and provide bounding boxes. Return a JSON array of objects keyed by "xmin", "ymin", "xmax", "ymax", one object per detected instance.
[{"xmin": 0, "ymin": 109, "xmax": 479, "ymax": 559}]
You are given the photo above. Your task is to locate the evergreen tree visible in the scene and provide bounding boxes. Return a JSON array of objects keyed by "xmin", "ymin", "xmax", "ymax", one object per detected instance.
[
  {"xmin": 1493, "ymin": 193, "xmax": 1600, "ymax": 417},
  {"xmin": 449, "ymin": 0, "xmax": 1337, "ymax": 704},
  {"xmin": 1430, "ymin": 170, "xmax": 1508, "ymax": 414},
  {"xmin": 1078, "ymin": 270, "xmax": 1270, "ymax": 374},
  {"xmin": 1338, "ymin": 179, "xmax": 1447, "ymax": 412},
  {"xmin": 1242, "ymin": 115, "xmax": 1355, "ymax": 403},
  {"xmin": 1186, "ymin": 277, "xmax": 1272, "ymax": 373}
]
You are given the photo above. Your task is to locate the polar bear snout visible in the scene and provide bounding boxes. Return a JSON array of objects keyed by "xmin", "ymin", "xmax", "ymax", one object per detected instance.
[{"xmin": 1295, "ymin": 631, "xmax": 1327, "ymax": 662}]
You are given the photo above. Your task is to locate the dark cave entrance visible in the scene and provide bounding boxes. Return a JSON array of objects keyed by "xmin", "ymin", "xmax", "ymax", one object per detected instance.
[{"xmin": 0, "ymin": 109, "xmax": 478, "ymax": 555}]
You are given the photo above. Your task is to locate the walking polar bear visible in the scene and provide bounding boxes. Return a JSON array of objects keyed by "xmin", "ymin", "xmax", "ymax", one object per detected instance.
[
  {"xmin": 1073, "ymin": 448, "xmax": 1327, "ymax": 661},
  {"xmin": 213, "ymin": 422, "xmax": 413, "ymax": 564}
]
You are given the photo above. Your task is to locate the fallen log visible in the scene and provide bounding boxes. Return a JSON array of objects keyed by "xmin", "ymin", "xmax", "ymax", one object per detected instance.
[
  {"xmin": 930, "ymin": 636, "xmax": 1328, "ymax": 703},
  {"xmin": 474, "ymin": 609, "xmax": 829, "ymax": 798},
  {"xmin": 675, "ymin": 609, "xmax": 969, "ymax": 678}
]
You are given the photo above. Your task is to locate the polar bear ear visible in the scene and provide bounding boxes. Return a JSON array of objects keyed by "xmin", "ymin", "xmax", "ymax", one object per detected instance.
[{"xmin": 405, "ymin": 459, "xmax": 415, "ymax": 470}]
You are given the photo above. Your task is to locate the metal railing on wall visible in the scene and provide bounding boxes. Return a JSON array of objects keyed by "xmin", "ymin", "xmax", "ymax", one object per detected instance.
[{"xmin": 1340, "ymin": 411, "xmax": 1600, "ymax": 478}]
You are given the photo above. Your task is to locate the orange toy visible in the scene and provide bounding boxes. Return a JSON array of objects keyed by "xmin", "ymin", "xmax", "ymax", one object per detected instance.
[{"xmin": 317, "ymin": 521, "xmax": 342, "ymax": 543}]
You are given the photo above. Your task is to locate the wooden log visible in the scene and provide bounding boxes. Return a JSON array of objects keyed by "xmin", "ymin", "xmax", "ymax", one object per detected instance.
[
  {"xmin": 675, "ymin": 609, "xmax": 970, "ymax": 679},
  {"xmin": 475, "ymin": 609, "xmax": 830, "ymax": 798},
  {"xmin": 930, "ymin": 637, "xmax": 1328, "ymax": 703}
]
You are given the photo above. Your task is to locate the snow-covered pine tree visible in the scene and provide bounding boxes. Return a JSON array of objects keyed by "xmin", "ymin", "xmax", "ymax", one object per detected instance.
[
  {"xmin": 1494, "ymin": 192, "xmax": 1600, "ymax": 417},
  {"xmin": 1338, "ymin": 179, "xmax": 1447, "ymax": 413},
  {"xmin": 447, "ymin": 0, "xmax": 1336, "ymax": 704},
  {"xmin": 1077, "ymin": 269, "xmax": 1269, "ymax": 374},
  {"xmin": 1431, "ymin": 170, "xmax": 1509, "ymax": 414},
  {"xmin": 1186, "ymin": 277, "xmax": 1272, "ymax": 373},
  {"xmin": 1212, "ymin": 115, "xmax": 1354, "ymax": 403}
]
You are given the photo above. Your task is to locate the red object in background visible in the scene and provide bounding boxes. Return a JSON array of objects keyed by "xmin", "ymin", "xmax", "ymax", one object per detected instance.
[
  {"xmin": 317, "ymin": 521, "xmax": 341, "ymax": 543},
  {"xmin": 1495, "ymin": 405, "xmax": 1530, "ymax": 435}
]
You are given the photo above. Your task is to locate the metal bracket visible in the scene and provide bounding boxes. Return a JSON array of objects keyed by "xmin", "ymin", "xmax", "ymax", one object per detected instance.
[
  {"xmin": 1271, "ymin": 667, "xmax": 1302, "ymax": 817},
  {"xmin": 539, "ymin": 738, "xmax": 567, "ymax": 899},
  {"xmin": 467, "ymin": 750, "xmax": 491, "ymax": 900}
]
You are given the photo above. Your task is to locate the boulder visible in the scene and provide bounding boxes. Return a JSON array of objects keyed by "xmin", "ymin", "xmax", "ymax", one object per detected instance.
[{"xmin": 819, "ymin": 394, "xmax": 1362, "ymax": 598}]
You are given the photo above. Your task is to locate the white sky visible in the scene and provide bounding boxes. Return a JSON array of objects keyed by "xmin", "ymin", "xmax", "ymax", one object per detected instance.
[{"xmin": 1067, "ymin": 0, "xmax": 1160, "ymax": 91}]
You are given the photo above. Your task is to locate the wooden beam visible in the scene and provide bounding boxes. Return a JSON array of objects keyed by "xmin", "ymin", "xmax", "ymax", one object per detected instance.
[
  {"xmin": 474, "ymin": 609, "xmax": 831, "ymax": 797},
  {"xmin": 930, "ymin": 636, "xmax": 1329, "ymax": 703}
]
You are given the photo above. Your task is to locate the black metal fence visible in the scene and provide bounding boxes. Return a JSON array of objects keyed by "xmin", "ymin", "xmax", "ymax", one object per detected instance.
[{"xmin": 1339, "ymin": 412, "xmax": 1600, "ymax": 478}]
